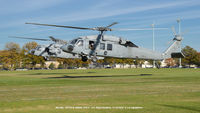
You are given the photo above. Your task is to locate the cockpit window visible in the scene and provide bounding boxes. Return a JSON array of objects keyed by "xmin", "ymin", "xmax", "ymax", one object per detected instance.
[
  {"xmin": 36, "ymin": 46, "xmax": 42, "ymax": 51},
  {"xmin": 76, "ymin": 40, "xmax": 83, "ymax": 46},
  {"xmin": 70, "ymin": 39, "xmax": 78, "ymax": 44}
]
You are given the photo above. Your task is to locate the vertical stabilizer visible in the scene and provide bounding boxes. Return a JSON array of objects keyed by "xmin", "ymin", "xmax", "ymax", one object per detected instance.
[{"xmin": 163, "ymin": 35, "xmax": 184, "ymax": 59}]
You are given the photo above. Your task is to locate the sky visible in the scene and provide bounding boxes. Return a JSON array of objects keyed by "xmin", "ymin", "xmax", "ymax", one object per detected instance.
[{"xmin": 0, "ymin": 0, "xmax": 200, "ymax": 52}]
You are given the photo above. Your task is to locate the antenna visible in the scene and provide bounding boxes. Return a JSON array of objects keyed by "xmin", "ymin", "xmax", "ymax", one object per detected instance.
[
  {"xmin": 177, "ymin": 18, "xmax": 181, "ymax": 35},
  {"xmin": 151, "ymin": 23, "xmax": 155, "ymax": 51},
  {"xmin": 151, "ymin": 22, "xmax": 155, "ymax": 68},
  {"xmin": 177, "ymin": 18, "xmax": 182, "ymax": 68}
]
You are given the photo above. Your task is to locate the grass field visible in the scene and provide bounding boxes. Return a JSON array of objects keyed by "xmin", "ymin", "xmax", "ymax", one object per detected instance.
[{"xmin": 0, "ymin": 68, "xmax": 200, "ymax": 113}]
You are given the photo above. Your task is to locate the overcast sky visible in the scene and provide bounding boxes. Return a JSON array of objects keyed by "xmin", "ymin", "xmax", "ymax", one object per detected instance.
[{"xmin": 0, "ymin": 0, "xmax": 200, "ymax": 52}]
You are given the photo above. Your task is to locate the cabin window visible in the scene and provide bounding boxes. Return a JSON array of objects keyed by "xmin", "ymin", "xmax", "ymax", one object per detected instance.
[
  {"xmin": 107, "ymin": 44, "xmax": 112, "ymax": 51},
  {"xmin": 100, "ymin": 43, "xmax": 105, "ymax": 50},
  {"xmin": 76, "ymin": 40, "xmax": 83, "ymax": 46},
  {"xmin": 89, "ymin": 41, "xmax": 95, "ymax": 50}
]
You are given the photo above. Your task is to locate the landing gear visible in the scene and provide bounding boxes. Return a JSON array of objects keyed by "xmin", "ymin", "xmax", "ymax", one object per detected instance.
[
  {"xmin": 91, "ymin": 56, "xmax": 97, "ymax": 62},
  {"xmin": 81, "ymin": 56, "xmax": 88, "ymax": 62},
  {"xmin": 155, "ymin": 62, "xmax": 160, "ymax": 69},
  {"xmin": 44, "ymin": 56, "xmax": 49, "ymax": 61}
]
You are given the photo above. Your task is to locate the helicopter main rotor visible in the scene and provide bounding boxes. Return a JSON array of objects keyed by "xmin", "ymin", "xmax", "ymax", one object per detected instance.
[
  {"xmin": 25, "ymin": 22, "xmax": 118, "ymax": 33},
  {"xmin": 9, "ymin": 36, "xmax": 51, "ymax": 41},
  {"xmin": 9, "ymin": 36, "xmax": 67, "ymax": 44},
  {"xmin": 25, "ymin": 22, "xmax": 168, "ymax": 33}
]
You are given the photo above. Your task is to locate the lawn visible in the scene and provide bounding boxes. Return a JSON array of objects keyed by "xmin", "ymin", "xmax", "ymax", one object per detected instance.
[{"xmin": 0, "ymin": 68, "xmax": 199, "ymax": 113}]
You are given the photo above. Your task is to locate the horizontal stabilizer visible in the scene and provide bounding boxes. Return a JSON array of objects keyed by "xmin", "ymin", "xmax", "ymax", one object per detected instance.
[{"xmin": 171, "ymin": 52, "xmax": 184, "ymax": 58}]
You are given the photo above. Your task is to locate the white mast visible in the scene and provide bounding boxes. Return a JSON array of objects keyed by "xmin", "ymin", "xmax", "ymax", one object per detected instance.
[
  {"xmin": 152, "ymin": 22, "xmax": 155, "ymax": 68},
  {"xmin": 177, "ymin": 18, "xmax": 182, "ymax": 68}
]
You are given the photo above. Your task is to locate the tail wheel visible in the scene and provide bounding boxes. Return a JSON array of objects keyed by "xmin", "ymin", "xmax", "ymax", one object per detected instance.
[
  {"xmin": 91, "ymin": 56, "xmax": 97, "ymax": 62},
  {"xmin": 155, "ymin": 63, "xmax": 160, "ymax": 69}
]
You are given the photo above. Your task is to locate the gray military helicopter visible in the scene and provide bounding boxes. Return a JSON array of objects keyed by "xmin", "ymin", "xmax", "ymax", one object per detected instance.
[
  {"xmin": 26, "ymin": 22, "xmax": 184, "ymax": 66},
  {"xmin": 10, "ymin": 36, "xmax": 79, "ymax": 60}
]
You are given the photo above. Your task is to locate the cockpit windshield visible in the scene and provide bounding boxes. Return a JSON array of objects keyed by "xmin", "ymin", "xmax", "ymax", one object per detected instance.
[
  {"xmin": 36, "ymin": 45, "xmax": 42, "ymax": 51},
  {"xmin": 76, "ymin": 40, "xmax": 83, "ymax": 46},
  {"xmin": 70, "ymin": 38, "xmax": 79, "ymax": 45}
]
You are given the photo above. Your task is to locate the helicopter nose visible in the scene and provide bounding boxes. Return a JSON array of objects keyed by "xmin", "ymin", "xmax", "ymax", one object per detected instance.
[
  {"xmin": 67, "ymin": 45, "xmax": 74, "ymax": 51},
  {"xmin": 61, "ymin": 45, "xmax": 67, "ymax": 52},
  {"xmin": 61, "ymin": 45, "xmax": 74, "ymax": 52}
]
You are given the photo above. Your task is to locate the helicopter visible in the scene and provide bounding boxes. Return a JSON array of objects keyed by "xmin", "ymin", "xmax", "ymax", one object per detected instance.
[
  {"xmin": 25, "ymin": 22, "xmax": 184, "ymax": 66},
  {"xmin": 10, "ymin": 36, "xmax": 79, "ymax": 60},
  {"xmin": 10, "ymin": 36, "xmax": 104, "ymax": 61}
]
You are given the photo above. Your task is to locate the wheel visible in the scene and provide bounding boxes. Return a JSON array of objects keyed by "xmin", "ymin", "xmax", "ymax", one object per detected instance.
[
  {"xmin": 91, "ymin": 56, "xmax": 97, "ymax": 62},
  {"xmin": 44, "ymin": 56, "xmax": 49, "ymax": 61},
  {"xmin": 82, "ymin": 56, "xmax": 88, "ymax": 62}
]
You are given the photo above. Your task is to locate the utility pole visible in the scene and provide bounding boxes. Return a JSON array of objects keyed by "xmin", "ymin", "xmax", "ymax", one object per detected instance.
[
  {"xmin": 177, "ymin": 18, "xmax": 182, "ymax": 68},
  {"xmin": 152, "ymin": 22, "xmax": 155, "ymax": 68}
]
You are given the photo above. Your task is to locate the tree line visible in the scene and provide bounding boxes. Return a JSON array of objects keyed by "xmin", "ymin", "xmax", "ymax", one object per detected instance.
[{"xmin": 0, "ymin": 42, "xmax": 199, "ymax": 70}]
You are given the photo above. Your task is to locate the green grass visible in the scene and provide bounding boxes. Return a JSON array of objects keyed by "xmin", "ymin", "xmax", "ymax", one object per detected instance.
[{"xmin": 0, "ymin": 68, "xmax": 200, "ymax": 113}]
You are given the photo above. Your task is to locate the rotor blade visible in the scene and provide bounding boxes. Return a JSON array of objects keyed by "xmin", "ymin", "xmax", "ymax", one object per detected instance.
[
  {"xmin": 166, "ymin": 40, "xmax": 173, "ymax": 46},
  {"xmin": 49, "ymin": 36, "xmax": 67, "ymax": 44},
  {"xmin": 9, "ymin": 36, "xmax": 51, "ymax": 41},
  {"xmin": 171, "ymin": 26, "xmax": 176, "ymax": 36},
  {"xmin": 25, "ymin": 22, "xmax": 95, "ymax": 30},
  {"xmin": 106, "ymin": 22, "xmax": 118, "ymax": 28},
  {"xmin": 49, "ymin": 36, "xmax": 56, "ymax": 41},
  {"xmin": 180, "ymin": 30, "xmax": 189, "ymax": 36},
  {"xmin": 112, "ymin": 28, "xmax": 168, "ymax": 31}
]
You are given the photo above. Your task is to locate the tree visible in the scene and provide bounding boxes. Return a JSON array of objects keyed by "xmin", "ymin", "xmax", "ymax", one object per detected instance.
[
  {"xmin": 0, "ymin": 50, "xmax": 11, "ymax": 70},
  {"xmin": 106, "ymin": 58, "xmax": 115, "ymax": 66},
  {"xmin": 5, "ymin": 42, "xmax": 20, "ymax": 52},
  {"xmin": 138, "ymin": 60, "xmax": 145, "ymax": 68},
  {"xmin": 22, "ymin": 42, "xmax": 45, "ymax": 69},
  {"xmin": 156, "ymin": 61, "xmax": 161, "ymax": 67},
  {"xmin": 165, "ymin": 58, "xmax": 175, "ymax": 67},
  {"xmin": 133, "ymin": 59, "xmax": 140, "ymax": 68},
  {"xmin": 124, "ymin": 59, "xmax": 134, "ymax": 68},
  {"xmin": 58, "ymin": 63, "xmax": 64, "ymax": 69},
  {"xmin": 182, "ymin": 46, "xmax": 199, "ymax": 67},
  {"xmin": 197, "ymin": 53, "xmax": 200, "ymax": 67},
  {"xmin": 97, "ymin": 59, "xmax": 104, "ymax": 67},
  {"xmin": 49, "ymin": 63, "xmax": 55, "ymax": 69},
  {"xmin": 23, "ymin": 42, "xmax": 37, "ymax": 51},
  {"xmin": 3, "ymin": 42, "xmax": 21, "ymax": 70}
]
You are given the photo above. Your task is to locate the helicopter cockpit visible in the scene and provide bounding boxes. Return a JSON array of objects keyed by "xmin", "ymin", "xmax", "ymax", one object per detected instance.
[
  {"xmin": 69, "ymin": 38, "xmax": 81, "ymax": 45},
  {"xmin": 76, "ymin": 39, "xmax": 84, "ymax": 46},
  {"xmin": 69, "ymin": 38, "xmax": 84, "ymax": 47},
  {"xmin": 70, "ymin": 38, "xmax": 78, "ymax": 45},
  {"xmin": 35, "ymin": 45, "xmax": 43, "ymax": 51}
]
